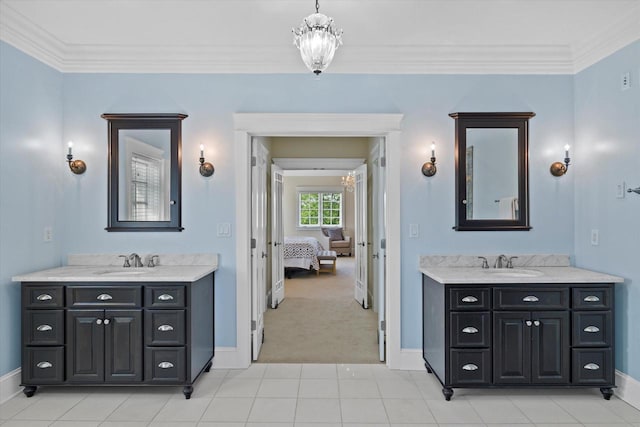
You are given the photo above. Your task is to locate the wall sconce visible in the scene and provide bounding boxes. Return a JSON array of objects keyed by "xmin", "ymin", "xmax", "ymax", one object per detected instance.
[
  {"xmin": 550, "ymin": 144, "xmax": 571, "ymax": 176},
  {"xmin": 199, "ymin": 144, "xmax": 215, "ymax": 177},
  {"xmin": 421, "ymin": 142, "xmax": 437, "ymax": 177},
  {"xmin": 66, "ymin": 141, "xmax": 86, "ymax": 174}
]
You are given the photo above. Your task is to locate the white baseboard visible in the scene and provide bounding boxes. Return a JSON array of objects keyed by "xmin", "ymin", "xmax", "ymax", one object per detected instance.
[
  {"xmin": 0, "ymin": 368, "xmax": 21, "ymax": 404},
  {"xmin": 616, "ymin": 370, "xmax": 640, "ymax": 410},
  {"xmin": 391, "ymin": 348, "xmax": 424, "ymax": 370},
  {"xmin": 212, "ymin": 347, "xmax": 248, "ymax": 369}
]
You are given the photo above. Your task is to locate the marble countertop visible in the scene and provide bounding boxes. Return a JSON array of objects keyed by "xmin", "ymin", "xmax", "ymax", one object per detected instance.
[
  {"xmin": 419, "ymin": 266, "xmax": 624, "ymax": 285},
  {"xmin": 12, "ymin": 253, "xmax": 218, "ymax": 283}
]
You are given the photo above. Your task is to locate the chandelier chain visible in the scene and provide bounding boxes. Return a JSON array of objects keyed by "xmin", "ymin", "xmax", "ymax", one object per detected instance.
[{"xmin": 316, "ymin": 0, "xmax": 319, "ymax": 13}]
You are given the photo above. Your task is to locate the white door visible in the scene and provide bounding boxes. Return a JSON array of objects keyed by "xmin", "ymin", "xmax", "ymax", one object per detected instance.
[
  {"xmin": 251, "ymin": 138, "xmax": 268, "ymax": 360},
  {"xmin": 374, "ymin": 140, "xmax": 387, "ymax": 361},
  {"xmin": 271, "ymin": 164, "xmax": 285, "ymax": 308},
  {"xmin": 354, "ymin": 163, "xmax": 368, "ymax": 308}
]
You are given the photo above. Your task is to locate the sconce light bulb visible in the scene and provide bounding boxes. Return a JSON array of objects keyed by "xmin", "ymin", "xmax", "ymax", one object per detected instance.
[
  {"xmin": 199, "ymin": 144, "xmax": 204, "ymax": 151},
  {"xmin": 67, "ymin": 141, "xmax": 73, "ymax": 155},
  {"xmin": 430, "ymin": 142, "xmax": 436, "ymax": 158},
  {"xmin": 564, "ymin": 144, "xmax": 570, "ymax": 151}
]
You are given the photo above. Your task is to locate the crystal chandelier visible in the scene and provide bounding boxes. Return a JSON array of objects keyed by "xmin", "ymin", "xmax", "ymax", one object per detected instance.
[
  {"xmin": 292, "ymin": 0, "xmax": 343, "ymax": 75},
  {"xmin": 341, "ymin": 171, "xmax": 355, "ymax": 192}
]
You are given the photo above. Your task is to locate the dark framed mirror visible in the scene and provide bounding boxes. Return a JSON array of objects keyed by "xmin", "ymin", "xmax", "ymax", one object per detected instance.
[
  {"xmin": 102, "ymin": 113, "xmax": 187, "ymax": 232},
  {"xmin": 450, "ymin": 112, "xmax": 535, "ymax": 231}
]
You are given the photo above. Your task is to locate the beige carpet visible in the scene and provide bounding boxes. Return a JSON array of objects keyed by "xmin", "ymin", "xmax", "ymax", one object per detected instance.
[{"xmin": 257, "ymin": 256, "xmax": 380, "ymax": 364}]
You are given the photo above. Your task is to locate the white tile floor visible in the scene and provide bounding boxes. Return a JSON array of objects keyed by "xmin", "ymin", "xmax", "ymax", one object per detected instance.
[{"xmin": 1, "ymin": 363, "xmax": 640, "ymax": 427}]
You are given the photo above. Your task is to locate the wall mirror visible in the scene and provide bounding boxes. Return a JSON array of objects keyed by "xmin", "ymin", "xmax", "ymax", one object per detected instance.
[
  {"xmin": 450, "ymin": 112, "xmax": 535, "ymax": 231},
  {"xmin": 102, "ymin": 113, "xmax": 187, "ymax": 231}
]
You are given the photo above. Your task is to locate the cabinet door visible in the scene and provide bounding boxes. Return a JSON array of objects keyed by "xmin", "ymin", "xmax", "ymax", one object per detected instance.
[
  {"xmin": 531, "ymin": 311, "xmax": 570, "ymax": 384},
  {"xmin": 104, "ymin": 310, "xmax": 142, "ymax": 383},
  {"xmin": 493, "ymin": 312, "xmax": 531, "ymax": 384},
  {"xmin": 67, "ymin": 310, "xmax": 104, "ymax": 382}
]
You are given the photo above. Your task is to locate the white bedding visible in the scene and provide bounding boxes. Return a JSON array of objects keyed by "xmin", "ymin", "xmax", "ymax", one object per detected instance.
[{"xmin": 283, "ymin": 236, "xmax": 324, "ymax": 270}]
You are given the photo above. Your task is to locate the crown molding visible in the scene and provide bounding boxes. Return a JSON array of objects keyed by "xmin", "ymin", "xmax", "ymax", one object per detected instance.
[{"xmin": 0, "ymin": 1, "xmax": 638, "ymax": 75}]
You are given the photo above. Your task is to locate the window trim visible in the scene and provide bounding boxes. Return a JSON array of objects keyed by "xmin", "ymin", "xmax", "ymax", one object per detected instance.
[{"xmin": 296, "ymin": 186, "xmax": 345, "ymax": 230}]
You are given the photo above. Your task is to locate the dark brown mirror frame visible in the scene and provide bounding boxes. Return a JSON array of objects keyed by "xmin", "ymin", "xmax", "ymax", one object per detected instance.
[
  {"xmin": 102, "ymin": 113, "xmax": 187, "ymax": 232},
  {"xmin": 450, "ymin": 112, "xmax": 535, "ymax": 231}
]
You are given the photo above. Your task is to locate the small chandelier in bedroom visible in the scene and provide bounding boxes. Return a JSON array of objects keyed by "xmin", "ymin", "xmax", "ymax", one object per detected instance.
[
  {"xmin": 341, "ymin": 171, "xmax": 355, "ymax": 192},
  {"xmin": 292, "ymin": 0, "xmax": 343, "ymax": 75}
]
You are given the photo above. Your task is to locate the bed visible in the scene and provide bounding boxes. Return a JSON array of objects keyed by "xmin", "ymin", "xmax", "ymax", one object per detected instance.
[{"xmin": 283, "ymin": 236, "xmax": 324, "ymax": 272}]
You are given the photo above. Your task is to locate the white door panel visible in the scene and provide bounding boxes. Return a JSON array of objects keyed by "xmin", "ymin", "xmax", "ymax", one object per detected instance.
[
  {"xmin": 251, "ymin": 138, "xmax": 268, "ymax": 360},
  {"xmin": 271, "ymin": 165, "xmax": 285, "ymax": 308},
  {"xmin": 354, "ymin": 163, "xmax": 368, "ymax": 308}
]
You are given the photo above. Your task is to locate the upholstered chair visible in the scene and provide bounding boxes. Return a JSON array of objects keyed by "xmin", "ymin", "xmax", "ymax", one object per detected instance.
[{"xmin": 320, "ymin": 227, "xmax": 352, "ymax": 256}]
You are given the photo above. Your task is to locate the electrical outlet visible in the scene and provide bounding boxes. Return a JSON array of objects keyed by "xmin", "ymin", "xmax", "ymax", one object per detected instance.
[
  {"xmin": 616, "ymin": 182, "xmax": 626, "ymax": 199},
  {"xmin": 590, "ymin": 229, "xmax": 599, "ymax": 246},
  {"xmin": 409, "ymin": 223, "xmax": 419, "ymax": 238},
  {"xmin": 43, "ymin": 226, "xmax": 53, "ymax": 242},
  {"xmin": 621, "ymin": 72, "xmax": 631, "ymax": 91}
]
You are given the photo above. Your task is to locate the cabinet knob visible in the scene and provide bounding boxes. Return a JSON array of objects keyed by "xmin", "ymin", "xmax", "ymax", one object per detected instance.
[
  {"xmin": 584, "ymin": 295, "xmax": 600, "ymax": 302},
  {"xmin": 522, "ymin": 295, "xmax": 539, "ymax": 302},
  {"xmin": 584, "ymin": 326, "xmax": 600, "ymax": 333},
  {"xmin": 462, "ymin": 327, "xmax": 479, "ymax": 334},
  {"xmin": 158, "ymin": 324, "xmax": 174, "ymax": 332},
  {"xmin": 584, "ymin": 363, "xmax": 600, "ymax": 370},
  {"xmin": 36, "ymin": 324, "xmax": 53, "ymax": 332},
  {"xmin": 103, "ymin": 319, "xmax": 110, "ymax": 325},
  {"xmin": 526, "ymin": 320, "xmax": 533, "ymax": 327},
  {"xmin": 97, "ymin": 293, "xmax": 113, "ymax": 301},
  {"xmin": 461, "ymin": 363, "xmax": 478, "ymax": 371},
  {"xmin": 533, "ymin": 320, "xmax": 540, "ymax": 327},
  {"xmin": 461, "ymin": 296, "xmax": 478, "ymax": 303},
  {"xmin": 96, "ymin": 319, "xmax": 103, "ymax": 325},
  {"xmin": 158, "ymin": 294, "xmax": 174, "ymax": 301},
  {"xmin": 36, "ymin": 294, "xmax": 53, "ymax": 301},
  {"xmin": 36, "ymin": 361, "xmax": 52, "ymax": 369},
  {"xmin": 158, "ymin": 362, "xmax": 174, "ymax": 369}
]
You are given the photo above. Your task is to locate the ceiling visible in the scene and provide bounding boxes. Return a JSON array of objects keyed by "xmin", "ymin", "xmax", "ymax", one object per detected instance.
[{"xmin": 1, "ymin": 0, "xmax": 639, "ymax": 74}]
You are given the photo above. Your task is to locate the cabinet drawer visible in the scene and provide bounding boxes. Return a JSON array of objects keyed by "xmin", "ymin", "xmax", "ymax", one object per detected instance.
[
  {"xmin": 572, "ymin": 311, "xmax": 612, "ymax": 347},
  {"xmin": 23, "ymin": 347, "xmax": 64, "ymax": 384},
  {"xmin": 145, "ymin": 286, "xmax": 185, "ymax": 308},
  {"xmin": 23, "ymin": 285, "xmax": 64, "ymax": 308},
  {"xmin": 67, "ymin": 286, "xmax": 142, "ymax": 307},
  {"xmin": 572, "ymin": 348, "xmax": 613, "ymax": 385},
  {"xmin": 450, "ymin": 312, "xmax": 491, "ymax": 348},
  {"xmin": 24, "ymin": 310, "xmax": 64, "ymax": 345},
  {"xmin": 145, "ymin": 310, "xmax": 186, "ymax": 346},
  {"xmin": 449, "ymin": 288, "xmax": 490, "ymax": 310},
  {"xmin": 145, "ymin": 347, "xmax": 186, "ymax": 383},
  {"xmin": 572, "ymin": 288, "xmax": 612, "ymax": 310},
  {"xmin": 494, "ymin": 288, "xmax": 569, "ymax": 310},
  {"xmin": 449, "ymin": 349, "xmax": 491, "ymax": 385}
]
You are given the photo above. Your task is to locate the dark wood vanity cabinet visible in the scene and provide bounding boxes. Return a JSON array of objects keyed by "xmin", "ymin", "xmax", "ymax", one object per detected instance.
[
  {"xmin": 21, "ymin": 274, "xmax": 214, "ymax": 399},
  {"xmin": 422, "ymin": 276, "xmax": 615, "ymax": 400}
]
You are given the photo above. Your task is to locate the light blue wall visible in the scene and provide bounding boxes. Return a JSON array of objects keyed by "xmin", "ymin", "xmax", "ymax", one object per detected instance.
[
  {"xmin": 0, "ymin": 42, "xmax": 64, "ymax": 374},
  {"xmin": 1, "ymin": 40, "xmax": 579, "ymax": 376},
  {"xmin": 574, "ymin": 40, "xmax": 640, "ymax": 379}
]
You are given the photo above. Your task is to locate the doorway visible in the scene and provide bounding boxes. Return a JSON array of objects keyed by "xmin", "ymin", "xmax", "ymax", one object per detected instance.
[{"xmin": 233, "ymin": 113, "xmax": 403, "ymax": 369}]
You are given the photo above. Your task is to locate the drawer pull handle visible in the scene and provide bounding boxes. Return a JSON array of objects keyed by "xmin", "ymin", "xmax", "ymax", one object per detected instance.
[
  {"xmin": 97, "ymin": 294, "xmax": 113, "ymax": 301},
  {"xmin": 461, "ymin": 296, "xmax": 478, "ymax": 303},
  {"xmin": 462, "ymin": 363, "xmax": 479, "ymax": 371},
  {"xmin": 158, "ymin": 362, "xmax": 174, "ymax": 369},
  {"xmin": 36, "ymin": 294, "xmax": 53, "ymax": 301},
  {"xmin": 158, "ymin": 324, "xmax": 174, "ymax": 332},
  {"xmin": 584, "ymin": 295, "xmax": 600, "ymax": 302},
  {"xmin": 522, "ymin": 295, "xmax": 539, "ymax": 302},
  {"xmin": 584, "ymin": 363, "xmax": 600, "ymax": 370},
  {"xmin": 462, "ymin": 327, "xmax": 479, "ymax": 334},
  {"xmin": 158, "ymin": 294, "xmax": 174, "ymax": 301},
  {"xmin": 584, "ymin": 326, "xmax": 600, "ymax": 333},
  {"xmin": 37, "ymin": 361, "xmax": 52, "ymax": 369},
  {"xmin": 36, "ymin": 324, "xmax": 53, "ymax": 332}
]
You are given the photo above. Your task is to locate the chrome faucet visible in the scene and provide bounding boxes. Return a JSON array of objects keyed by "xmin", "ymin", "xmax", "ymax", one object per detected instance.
[
  {"xmin": 147, "ymin": 255, "xmax": 159, "ymax": 268},
  {"xmin": 506, "ymin": 256, "xmax": 518, "ymax": 269},
  {"xmin": 494, "ymin": 254, "xmax": 508, "ymax": 269},
  {"xmin": 129, "ymin": 253, "xmax": 144, "ymax": 268},
  {"xmin": 478, "ymin": 256, "xmax": 489, "ymax": 269}
]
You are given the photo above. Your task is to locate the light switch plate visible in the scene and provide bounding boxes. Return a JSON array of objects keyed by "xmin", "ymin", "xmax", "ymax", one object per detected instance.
[
  {"xmin": 43, "ymin": 226, "xmax": 53, "ymax": 242},
  {"xmin": 217, "ymin": 223, "xmax": 231, "ymax": 237},
  {"xmin": 616, "ymin": 182, "xmax": 625, "ymax": 198},
  {"xmin": 409, "ymin": 223, "xmax": 419, "ymax": 238},
  {"xmin": 590, "ymin": 229, "xmax": 599, "ymax": 246}
]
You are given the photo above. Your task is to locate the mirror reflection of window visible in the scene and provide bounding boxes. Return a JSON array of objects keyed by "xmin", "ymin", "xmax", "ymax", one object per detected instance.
[
  {"xmin": 118, "ymin": 129, "xmax": 171, "ymax": 222},
  {"xmin": 466, "ymin": 128, "xmax": 519, "ymax": 220}
]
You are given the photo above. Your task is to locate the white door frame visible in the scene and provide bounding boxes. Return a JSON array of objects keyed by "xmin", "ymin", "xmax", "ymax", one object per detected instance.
[{"xmin": 234, "ymin": 113, "xmax": 403, "ymax": 369}]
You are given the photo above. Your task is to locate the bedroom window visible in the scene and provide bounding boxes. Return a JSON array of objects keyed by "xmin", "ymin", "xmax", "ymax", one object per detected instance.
[{"xmin": 298, "ymin": 190, "xmax": 343, "ymax": 228}]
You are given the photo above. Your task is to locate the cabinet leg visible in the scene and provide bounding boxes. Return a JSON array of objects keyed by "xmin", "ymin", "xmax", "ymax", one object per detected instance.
[
  {"xmin": 424, "ymin": 362, "xmax": 432, "ymax": 374},
  {"xmin": 183, "ymin": 385, "xmax": 193, "ymax": 399},
  {"xmin": 23, "ymin": 386, "xmax": 37, "ymax": 397},
  {"xmin": 442, "ymin": 387, "xmax": 454, "ymax": 401},
  {"xmin": 600, "ymin": 387, "xmax": 614, "ymax": 400},
  {"xmin": 204, "ymin": 360, "xmax": 213, "ymax": 372}
]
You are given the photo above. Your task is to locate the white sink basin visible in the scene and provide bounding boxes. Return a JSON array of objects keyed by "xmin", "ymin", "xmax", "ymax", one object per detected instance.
[
  {"xmin": 483, "ymin": 268, "xmax": 543, "ymax": 278},
  {"xmin": 94, "ymin": 270, "xmax": 148, "ymax": 276}
]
